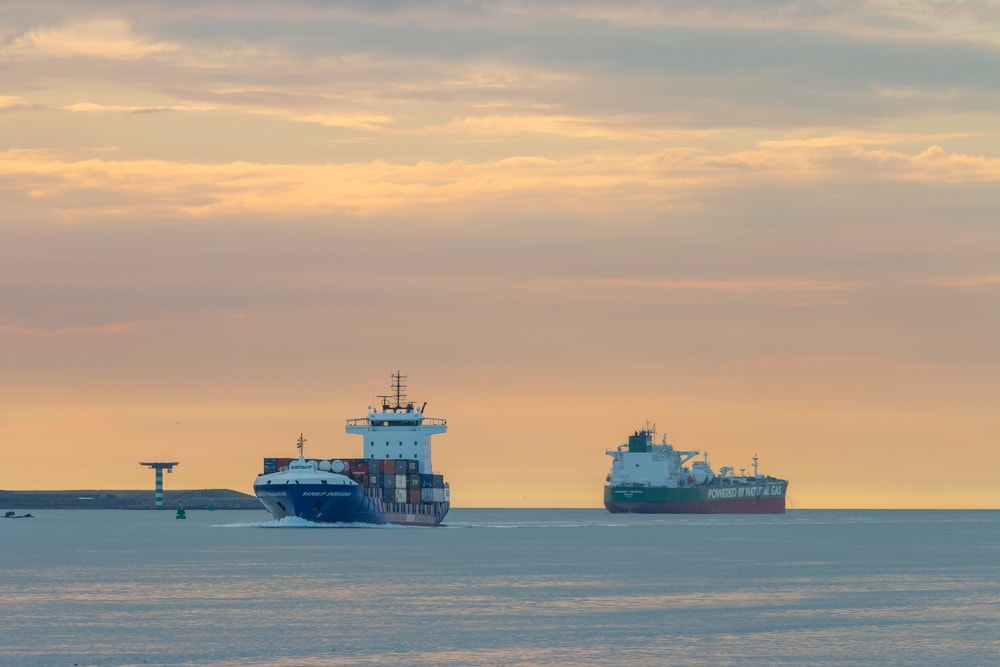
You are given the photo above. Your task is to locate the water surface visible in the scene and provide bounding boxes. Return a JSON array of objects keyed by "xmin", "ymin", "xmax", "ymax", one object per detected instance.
[{"xmin": 1, "ymin": 509, "xmax": 997, "ymax": 666}]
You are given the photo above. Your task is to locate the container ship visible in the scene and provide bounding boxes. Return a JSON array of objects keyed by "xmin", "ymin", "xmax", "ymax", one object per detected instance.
[
  {"xmin": 604, "ymin": 427, "xmax": 788, "ymax": 514},
  {"xmin": 254, "ymin": 373, "xmax": 450, "ymax": 526}
]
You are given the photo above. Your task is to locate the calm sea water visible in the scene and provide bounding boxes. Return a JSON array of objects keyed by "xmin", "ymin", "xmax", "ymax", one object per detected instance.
[{"xmin": 1, "ymin": 509, "xmax": 997, "ymax": 667}]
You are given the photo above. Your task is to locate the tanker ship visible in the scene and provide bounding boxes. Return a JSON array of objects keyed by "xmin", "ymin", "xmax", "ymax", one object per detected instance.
[
  {"xmin": 604, "ymin": 427, "xmax": 787, "ymax": 514},
  {"xmin": 254, "ymin": 373, "xmax": 450, "ymax": 526}
]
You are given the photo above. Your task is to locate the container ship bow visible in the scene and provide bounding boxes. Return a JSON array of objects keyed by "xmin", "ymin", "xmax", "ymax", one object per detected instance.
[
  {"xmin": 254, "ymin": 372, "xmax": 450, "ymax": 526},
  {"xmin": 604, "ymin": 427, "xmax": 788, "ymax": 514}
]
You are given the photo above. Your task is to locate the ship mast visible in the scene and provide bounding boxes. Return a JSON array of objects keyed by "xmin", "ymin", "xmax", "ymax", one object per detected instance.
[{"xmin": 378, "ymin": 370, "xmax": 412, "ymax": 413}]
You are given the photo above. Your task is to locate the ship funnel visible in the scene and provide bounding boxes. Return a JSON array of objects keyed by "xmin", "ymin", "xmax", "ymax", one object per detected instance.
[{"xmin": 627, "ymin": 432, "xmax": 649, "ymax": 453}]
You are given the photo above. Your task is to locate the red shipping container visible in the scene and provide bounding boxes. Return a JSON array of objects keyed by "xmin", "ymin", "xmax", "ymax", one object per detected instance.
[{"xmin": 408, "ymin": 489, "xmax": 420, "ymax": 504}]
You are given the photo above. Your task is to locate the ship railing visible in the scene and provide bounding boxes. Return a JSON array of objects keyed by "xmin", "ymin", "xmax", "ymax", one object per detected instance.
[{"xmin": 346, "ymin": 417, "xmax": 447, "ymax": 427}]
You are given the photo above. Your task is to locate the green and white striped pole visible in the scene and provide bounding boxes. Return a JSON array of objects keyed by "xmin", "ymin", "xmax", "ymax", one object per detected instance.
[{"xmin": 139, "ymin": 462, "xmax": 179, "ymax": 509}]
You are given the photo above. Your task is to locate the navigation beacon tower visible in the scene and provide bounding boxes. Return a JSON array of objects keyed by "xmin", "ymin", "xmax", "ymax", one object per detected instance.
[{"xmin": 139, "ymin": 461, "xmax": 179, "ymax": 509}]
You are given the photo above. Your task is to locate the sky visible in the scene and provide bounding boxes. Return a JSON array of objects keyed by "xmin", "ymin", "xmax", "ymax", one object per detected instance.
[{"xmin": 2, "ymin": 1, "xmax": 999, "ymax": 509}]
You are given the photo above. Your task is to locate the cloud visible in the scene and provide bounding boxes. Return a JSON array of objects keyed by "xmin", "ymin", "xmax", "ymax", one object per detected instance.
[
  {"xmin": 0, "ymin": 321, "xmax": 149, "ymax": 337},
  {"xmin": 928, "ymin": 275, "xmax": 1000, "ymax": 288},
  {"xmin": 11, "ymin": 19, "xmax": 179, "ymax": 59},
  {"xmin": 276, "ymin": 111, "xmax": 396, "ymax": 132},
  {"xmin": 442, "ymin": 114, "xmax": 697, "ymax": 140},
  {"xmin": 4, "ymin": 3, "xmax": 998, "ymax": 134},
  {"xmin": 544, "ymin": 277, "xmax": 861, "ymax": 292},
  {"xmin": 64, "ymin": 102, "xmax": 216, "ymax": 114},
  {"xmin": 2, "ymin": 136, "xmax": 999, "ymax": 224},
  {"xmin": 0, "ymin": 95, "xmax": 42, "ymax": 112},
  {"xmin": 740, "ymin": 137, "xmax": 1000, "ymax": 183}
]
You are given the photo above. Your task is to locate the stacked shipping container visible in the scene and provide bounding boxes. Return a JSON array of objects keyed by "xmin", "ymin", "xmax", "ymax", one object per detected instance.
[{"xmin": 262, "ymin": 457, "xmax": 448, "ymax": 504}]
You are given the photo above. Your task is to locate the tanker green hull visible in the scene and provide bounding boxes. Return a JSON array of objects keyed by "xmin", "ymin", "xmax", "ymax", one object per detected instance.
[{"xmin": 605, "ymin": 480, "xmax": 787, "ymax": 514}]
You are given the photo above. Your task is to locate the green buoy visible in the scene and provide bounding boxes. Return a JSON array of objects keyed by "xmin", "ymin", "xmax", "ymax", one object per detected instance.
[{"xmin": 176, "ymin": 505, "xmax": 187, "ymax": 520}]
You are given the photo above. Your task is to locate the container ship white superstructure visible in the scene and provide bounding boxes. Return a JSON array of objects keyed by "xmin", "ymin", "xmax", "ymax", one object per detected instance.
[{"xmin": 254, "ymin": 373, "xmax": 450, "ymax": 525}]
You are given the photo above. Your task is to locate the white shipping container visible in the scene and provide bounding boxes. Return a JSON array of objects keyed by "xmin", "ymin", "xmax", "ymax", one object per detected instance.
[
  {"xmin": 395, "ymin": 488, "xmax": 407, "ymax": 503},
  {"xmin": 395, "ymin": 474, "xmax": 406, "ymax": 489}
]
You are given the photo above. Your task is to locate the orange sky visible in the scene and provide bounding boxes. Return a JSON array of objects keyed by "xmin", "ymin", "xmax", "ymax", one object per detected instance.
[{"xmin": 2, "ymin": 3, "xmax": 999, "ymax": 508}]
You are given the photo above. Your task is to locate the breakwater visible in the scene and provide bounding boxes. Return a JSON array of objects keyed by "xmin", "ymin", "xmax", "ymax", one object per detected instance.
[{"xmin": 0, "ymin": 489, "xmax": 261, "ymax": 510}]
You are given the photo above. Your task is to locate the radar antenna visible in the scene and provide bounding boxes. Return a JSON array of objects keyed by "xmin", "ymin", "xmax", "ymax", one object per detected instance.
[{"xmin": 378, "ymin": 370, "xmax": 412, "ymax": 412}]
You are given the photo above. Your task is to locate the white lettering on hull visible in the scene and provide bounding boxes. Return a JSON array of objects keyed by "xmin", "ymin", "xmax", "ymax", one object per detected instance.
[
  {"xmin": 707, "ymin": 485, "xmax": 785, "ymax": 500},
  {"xmin": 256, "ymin": 490, "xmax": 352, "ymax": 498}
]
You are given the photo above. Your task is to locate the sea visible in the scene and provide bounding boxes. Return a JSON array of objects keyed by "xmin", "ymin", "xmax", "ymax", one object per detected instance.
[{"xmin": 1, "ymin": 509, "xmax": 997, "ymax": 667}]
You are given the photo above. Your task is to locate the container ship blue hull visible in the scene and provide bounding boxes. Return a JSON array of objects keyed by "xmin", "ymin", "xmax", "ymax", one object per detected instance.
[
  {"xmin": 255, "ymin": 479, "xmax": 449, "ymax": 526},
  {"xmin": 254, "ymin": 454, "xmax": 451, "ymax": 526}
]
